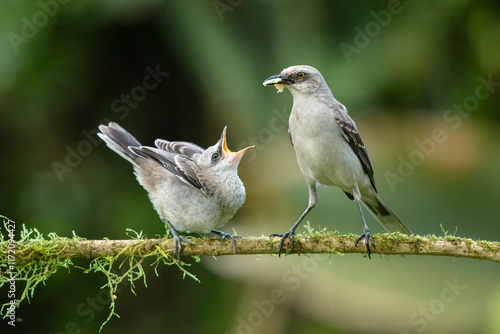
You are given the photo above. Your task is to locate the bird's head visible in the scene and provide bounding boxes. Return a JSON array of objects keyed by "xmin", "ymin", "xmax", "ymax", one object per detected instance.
[
  {"xmin": 263, "ymin": 65, "xmax": 326, "ymax": 96},
  {"xmin": 199, "ymin": 126, "xmax": 254, "ymax": 171}
]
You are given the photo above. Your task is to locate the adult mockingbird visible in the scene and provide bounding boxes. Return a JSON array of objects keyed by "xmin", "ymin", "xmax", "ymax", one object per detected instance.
[
  {"xmin": 98, "ymin": 122, "xmax": 254, "ymax": 258},
  {"xmin": 263, "ymin": 65, "xmax": 412, "ymax": 257}
]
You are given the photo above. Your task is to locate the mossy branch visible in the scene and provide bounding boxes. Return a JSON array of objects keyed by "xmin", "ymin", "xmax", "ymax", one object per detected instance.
[
  {"xmin": 4, "ymin": 233, "xmax": 500, "ymax": 264},
  {"xmin": 1, "ymin": 224, "xmax": 498, "ymax": 331}
]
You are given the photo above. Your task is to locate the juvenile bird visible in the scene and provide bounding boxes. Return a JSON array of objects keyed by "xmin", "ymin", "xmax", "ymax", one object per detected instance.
[
  {"xmin": 263, "ymin": 65, "xmax": 412, "ymax": 257},
  {"xmin": 98, "ymin": 122, "xmax": 254, "ymax": 258}
]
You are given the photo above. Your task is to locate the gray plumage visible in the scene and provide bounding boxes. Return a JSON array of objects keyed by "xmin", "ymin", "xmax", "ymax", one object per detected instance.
[
  {"xmin": 98, "ymin": 122, "xmax": 253, "ymax": 257},
  {"xmin": 264, "ymin": 65, "xmax": 412, "ymax": 257}
]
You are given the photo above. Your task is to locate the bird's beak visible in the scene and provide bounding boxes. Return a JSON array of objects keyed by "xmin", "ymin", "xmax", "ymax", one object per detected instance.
[
  {"xmin": 220, "ymin": 126, "xmax": 255, "ymax": 161},
  {"xmin": 263, "ymin": 74, "xmax": 291, "ymax": 93}
]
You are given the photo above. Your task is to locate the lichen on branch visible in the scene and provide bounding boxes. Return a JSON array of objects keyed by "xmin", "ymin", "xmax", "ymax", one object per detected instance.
[
  {"xmin": 1, "ymin": 223, "xmax": 499, "ymax": 331},
  {"xmin": 3, "ymin": 227, "xmax": 499, "ymax": 264}
]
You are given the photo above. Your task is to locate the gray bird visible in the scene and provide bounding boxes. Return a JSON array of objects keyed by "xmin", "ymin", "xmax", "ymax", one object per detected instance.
[
  {"xmin": 98, "ymin": 122, "xmax": 254, "ymax": 258},
  {"xmin": 263, "ymin": 65, "xmax": 412, "ymax": 257}
]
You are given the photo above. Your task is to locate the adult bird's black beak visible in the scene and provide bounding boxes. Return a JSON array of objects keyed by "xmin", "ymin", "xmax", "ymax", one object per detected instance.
[
  {"xmin": 262, "ymin": 74, "xmax": 292, "ymax": 86},
  {"xmin": 263, "ymin": 74, "xmax": 293, "ymax": 93}
]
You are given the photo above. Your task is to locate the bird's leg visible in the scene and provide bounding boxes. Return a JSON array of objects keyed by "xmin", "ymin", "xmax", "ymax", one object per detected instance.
[
  {"xmin": 270, "ymin": 205, "xmax": 313, "ymax": 257},
  {"xmin": 354, "ymin": 200, "xmax": 376, "ymax": 258},
  {"xmin": 165, "ymin": 221, "xmax": 192, "ymax": 260},
  {"xmin": 270, "ymin": 185, "xmax": 317, "ymax": 257},
  {"xmin": 211, "ymin": 229, "xmax": 241, "ymax": 254}
]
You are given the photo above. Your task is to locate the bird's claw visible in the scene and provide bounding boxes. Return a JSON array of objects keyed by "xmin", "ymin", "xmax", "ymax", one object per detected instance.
[
  {"xmin": 165, "ymin": 222, "xmax": 192, "ymax": 260},
  {"xmin": 270, "ymin": 230, "xmax": 295, "ymax": 257},
  {"xmin": 355, "ymin": 227, "xmax": 376, "ymax": 259},
  {"xmin": 211, "ymin": 230, "xmax": 241, "ymax": 254},
  {"xmin": 172, "ymin": 235, "xmax": 192, "ymax": 260}
]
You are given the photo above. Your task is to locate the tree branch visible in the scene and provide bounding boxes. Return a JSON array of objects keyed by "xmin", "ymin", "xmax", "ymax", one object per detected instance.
[{"xmin": 6, "ymin": 233, "xmax": 500, "ymax": 264}]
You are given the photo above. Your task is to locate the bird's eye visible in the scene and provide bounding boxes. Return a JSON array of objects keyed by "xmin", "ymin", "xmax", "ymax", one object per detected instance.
[
  {"xmin": 211, "ymin": 152, "xmax": 220, "ymax": 161},
  {"xmin": 297, "ymin": 72, "xmax": 305, "ymax": 79}
]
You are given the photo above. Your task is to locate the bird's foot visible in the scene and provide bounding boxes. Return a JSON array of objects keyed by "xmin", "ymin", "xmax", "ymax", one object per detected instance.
[
  {"xmin": 172, "ymin": 235, "xmax": 193, "ymax": 260},
  {"xmin": 211, "ymin": 229, "xmax": 241, "ymax": 254},
  {"xmin": 270, "ymin": 230, "xmax": 295, "ymax": 257},
  {"xmin": 355, "ymin": 227, "xmax": 376, "ymax": 259},
  {"xmin": 165, "ymin": 222, "xmax": 192, "ymax": 260}
]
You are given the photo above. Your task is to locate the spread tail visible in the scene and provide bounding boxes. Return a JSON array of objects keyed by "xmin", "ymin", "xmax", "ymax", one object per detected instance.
[
  {"xmin": 97, "ymin": 122, "xmax": 142, "ymax": 164},
  {"xmin": 362, "ymin": 193, "xmax": 412, "ymax": 234}
]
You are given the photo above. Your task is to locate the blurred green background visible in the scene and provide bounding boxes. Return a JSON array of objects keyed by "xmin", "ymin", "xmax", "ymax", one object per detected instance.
[{"xmin": 1, "ymin": 0, "xmax": 500, "ymax": 333}]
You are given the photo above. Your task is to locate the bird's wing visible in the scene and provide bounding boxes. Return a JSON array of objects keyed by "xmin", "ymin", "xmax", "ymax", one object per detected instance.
[
  {"xmin": 129, "ymin": 146, "xmax": 208, "ymax": 192},
  {"xmin": 155, "ymin": 140, "xmax": 204, "ymax": 159},
  {"xmin": 173, "ymin": 155, "xmax": 212, "ymax": 194},
  {"xmin": 334, "ymin": 107, "xmax": 377, "ymax": 190}
]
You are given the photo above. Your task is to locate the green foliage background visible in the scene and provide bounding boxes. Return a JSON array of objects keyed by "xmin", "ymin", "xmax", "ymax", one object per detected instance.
[{"xmin": 1, "ymin": 1, "xmax": 500, "ymax": 333}]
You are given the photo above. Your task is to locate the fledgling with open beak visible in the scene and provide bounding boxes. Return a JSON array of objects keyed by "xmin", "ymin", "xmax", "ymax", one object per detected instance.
[
  {"xmin": 263, "ymin": 65, "xmax": 412, "ymax": 258},
  {"xmin": 98, "ymin": 122, "xmax": 254, "ymax": 258}
]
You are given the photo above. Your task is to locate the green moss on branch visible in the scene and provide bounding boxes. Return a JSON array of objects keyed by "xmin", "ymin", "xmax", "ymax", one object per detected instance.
[
  {"xmin": 1, "ymin": 223, "xmax": 499, "ymax": 331},
  {"xmin": 3, "ymin": 232, "xmax": 499, "ymax": 264}
]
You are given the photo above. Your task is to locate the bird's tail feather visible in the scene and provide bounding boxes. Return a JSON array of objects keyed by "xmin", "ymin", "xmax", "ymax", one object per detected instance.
[
  {"xmin": 97, "ymin": 122, "xmax": 142, "ymax": 164},
  {"xmin": 362, "ymin": 193, "xmax": 412, "ymax": 235}
]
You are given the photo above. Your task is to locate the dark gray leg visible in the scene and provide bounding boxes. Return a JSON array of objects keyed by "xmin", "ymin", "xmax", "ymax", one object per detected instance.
[
  {"xmin": 354, "ymin": 200, "xmax": 376, "ymax": 258},
  {"xmin": 166, "ymin": 221, "xmax": 192, "ymax": 260},
  {"xmin": 270, "ymin": 184, "xmax": 317, "ymax": 257}
]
